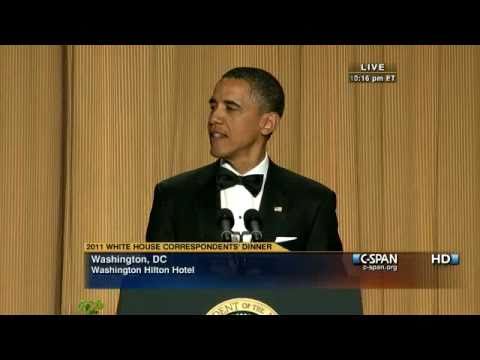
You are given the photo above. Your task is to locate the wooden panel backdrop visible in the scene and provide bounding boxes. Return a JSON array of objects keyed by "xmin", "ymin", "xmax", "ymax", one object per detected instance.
[
  {"xmin": 0, "ymin": 46, "xmax": 64, "ymax": 313},
  {"xmin": 0, "ymin": 45, "xmax": 479, "ymax": 314}
]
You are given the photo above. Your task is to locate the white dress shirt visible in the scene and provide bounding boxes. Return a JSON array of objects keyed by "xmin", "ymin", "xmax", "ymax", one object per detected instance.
[{"xmin": 220, "ymin": 153, "xmax": 269, "ymax": 242}]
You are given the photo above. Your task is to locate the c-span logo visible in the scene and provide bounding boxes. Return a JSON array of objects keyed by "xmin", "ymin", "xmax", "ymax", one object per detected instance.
[
  {"xmin": 352, "ymin": 253, "xmax": 398, "ymax": 272},
  {"xmin": 206, "ymin": 298, "xmax": 278, "ymax": 315}
]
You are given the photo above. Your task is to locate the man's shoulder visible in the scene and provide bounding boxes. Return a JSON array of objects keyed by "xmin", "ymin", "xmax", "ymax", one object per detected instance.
[
  {"xmin": 154, "ymin": 162, "xmax": 217, "ymax": 192},
  {"xmin": 272, "ymin": 163, "xmax": 336, "ymax": 201}
]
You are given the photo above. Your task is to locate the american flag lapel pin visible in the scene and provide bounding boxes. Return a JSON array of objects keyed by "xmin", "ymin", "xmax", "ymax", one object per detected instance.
[{"xmin": 274, "ymin": 206, "xmax": 283, "ymax": 213}]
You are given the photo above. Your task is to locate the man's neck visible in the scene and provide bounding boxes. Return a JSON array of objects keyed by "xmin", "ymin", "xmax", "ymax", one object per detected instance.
[{"xmin": 224, "ymin": 151, "xmax": 267, "ymax": 175}]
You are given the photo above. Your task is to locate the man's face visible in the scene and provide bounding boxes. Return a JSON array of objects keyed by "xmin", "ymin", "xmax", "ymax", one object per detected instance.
[{"xmin": 208, "ymin": 78, "xmax": 265, "ymax": 161}]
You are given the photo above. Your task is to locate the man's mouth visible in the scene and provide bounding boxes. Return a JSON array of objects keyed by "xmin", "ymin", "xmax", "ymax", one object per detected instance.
[{"xmin": 210, "ymin": 131, "xmax": 227, "ymax": 139}]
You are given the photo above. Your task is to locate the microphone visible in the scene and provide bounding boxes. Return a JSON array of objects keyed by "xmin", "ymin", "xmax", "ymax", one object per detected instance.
[
  {"xmin": 217, "ymin": 208, "xmax": 235, "ymax": 242},
  {"xmin": 243, "ymin": 209, "xmax": 263, "ymax": 242}
]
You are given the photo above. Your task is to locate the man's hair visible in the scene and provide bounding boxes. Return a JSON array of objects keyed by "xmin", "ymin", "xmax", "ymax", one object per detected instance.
[{"xmin": 221, "ymin": 67, "xmax": 285, "ymax": 118}]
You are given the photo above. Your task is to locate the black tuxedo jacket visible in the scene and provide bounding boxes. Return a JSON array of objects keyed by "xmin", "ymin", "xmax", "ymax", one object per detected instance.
[
  {"xmin": 146, "ymin": 159, "xmax": 342, "ymax": 251},
  {"xmin": 118, "ymin": 159, "xmax": 364, "ymax": 314}
]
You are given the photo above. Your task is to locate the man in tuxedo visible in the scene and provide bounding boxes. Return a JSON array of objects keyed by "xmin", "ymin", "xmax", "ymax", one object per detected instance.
[
  {"xmin": 118, "ymin": 67, "xmax": 362, "ymax": 314},
  {"xmin": 146, "ymin": 67, "xmax": 342, "ymax": 251}
]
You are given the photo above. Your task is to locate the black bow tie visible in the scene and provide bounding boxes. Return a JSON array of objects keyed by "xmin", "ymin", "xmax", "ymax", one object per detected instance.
[{"xmin": 216, "ymin": 167, "xmax": 264, "ymax": 197}]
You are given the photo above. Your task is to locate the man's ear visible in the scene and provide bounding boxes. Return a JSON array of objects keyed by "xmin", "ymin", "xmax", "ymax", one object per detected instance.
[{"xmin": 259, "ymin": 113, "xmax": 279, "ymax": 137}]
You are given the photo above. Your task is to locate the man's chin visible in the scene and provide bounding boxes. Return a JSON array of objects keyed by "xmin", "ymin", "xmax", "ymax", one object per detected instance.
[
  {"xmin": 210, "ymin": 148, "xmax": 222, "ymax": 159},
  {"xmin": 210, "ymin": 147, "xmax": 230, "ymax": 159}
]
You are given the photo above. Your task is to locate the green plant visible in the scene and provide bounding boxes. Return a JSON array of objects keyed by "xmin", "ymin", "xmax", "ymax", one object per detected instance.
[{"xmin": 77, "ymin": 299, "xmax": 104, "ymax": 315}]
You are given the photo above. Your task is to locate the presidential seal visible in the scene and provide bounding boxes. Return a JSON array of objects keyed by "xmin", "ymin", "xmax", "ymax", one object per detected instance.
[{"xmin": 206, "ymin": 298, "xmax": 278, "ymax": 315}]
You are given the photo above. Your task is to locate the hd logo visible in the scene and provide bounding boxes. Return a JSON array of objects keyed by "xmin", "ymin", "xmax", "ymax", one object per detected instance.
[
  {"xmin": 352, "ymin": 253, "xmax": 399, "ymax": 272},
  {"xmin": 431, "ymin": 253, "xmax": 460, "ymax": 265}
]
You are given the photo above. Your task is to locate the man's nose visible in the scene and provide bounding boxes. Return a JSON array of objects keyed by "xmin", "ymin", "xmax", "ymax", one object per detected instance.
[{"xmin": 208, "ymin": 107, "xmax": 224, "ymax": 125}]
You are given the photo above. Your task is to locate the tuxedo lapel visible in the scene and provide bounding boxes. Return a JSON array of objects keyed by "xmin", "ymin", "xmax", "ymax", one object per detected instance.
[
  {"xmin": 259, "ymin": 160, "xmax": 289, "ymax": 242},
  {"xmin": 195, "ymin": 161, "xmax": 221, "ymax": 242}
]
